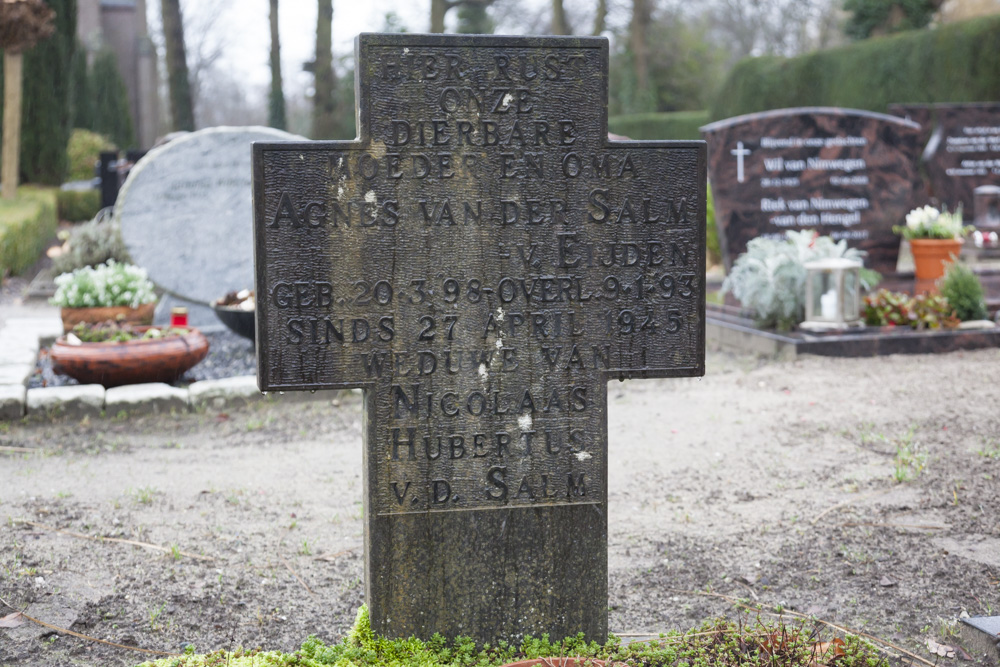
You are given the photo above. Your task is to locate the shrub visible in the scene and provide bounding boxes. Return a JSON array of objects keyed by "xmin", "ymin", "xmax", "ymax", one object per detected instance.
[
  {"xmin": 722, "ymin": 230, "xmax": 868, "ymax": 330},
  {"xmin": 939, "ymin": 262, "xmax": 988, "ymax": 321},
  {"xmin": 706, "ymin": 181, "xmax": 719, "ymax": 267},
  {"xmin": 0, "ymin": 187, "xmax": 58, "ymax": 277},
  {"xmin": 864, "ymin": 289, "xmax": 960, "ymax": 329},
  {"xmin": 51, "ymin": 209, "xmax": 130, "ymax": 274},
  {"xmin": 608, "ymin": 110, "xmax": 709, "ymax": 140},
  {"xmin": 66, "ymin": 129, "xmax": 115, "ymax": 182},
  {"xmin": 710, "ymin": 15, "xmax": 1000, "ymax": 120},
  {"xmin": 56, "ymin": 189, "xmax": 101, "ymax": 222},
  {"xmin": 51, "ymin": 259, "xmax": 156, "ymax": 308}
]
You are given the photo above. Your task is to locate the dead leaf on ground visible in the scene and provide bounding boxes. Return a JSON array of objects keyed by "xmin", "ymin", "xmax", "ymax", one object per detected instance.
[
  {"xmin": 926, "ymin": 638, "xmax": 956, "ymax": 658},
  {"xmin": 0, "ymin": 612, "xmax": 26, "ymax": 628},
  {"xmin": 810, "ymin": 637, "xmax": 846, "ymax": 665}
]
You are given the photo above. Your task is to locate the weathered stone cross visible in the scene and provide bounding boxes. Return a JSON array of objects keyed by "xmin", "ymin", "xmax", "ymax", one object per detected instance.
[{"xmin": 253, "ymin": 33, "xmax": 705, "ymax": 645}]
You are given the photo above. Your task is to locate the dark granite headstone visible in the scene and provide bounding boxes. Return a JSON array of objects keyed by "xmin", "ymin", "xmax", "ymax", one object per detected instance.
[
  {"xmin": 889, "ymin": 103, "xmax": 1000, "ymax": 216},
  {"xmin": 253, "ymin": 33, "xmax": 705, "ymax": 644},
  {"xmin": 701, "ymin": 108, "xmax": 922, "ymax": 274}
]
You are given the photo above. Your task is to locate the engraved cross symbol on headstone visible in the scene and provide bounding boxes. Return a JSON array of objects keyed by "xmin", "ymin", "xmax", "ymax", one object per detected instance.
[
  {"xmin": 253, "ymin": 33, "xmax": 705, "ymax": 645},
  {"xmin": 730, "ymin": 141, "xmax": 751, "ymax": 183}
]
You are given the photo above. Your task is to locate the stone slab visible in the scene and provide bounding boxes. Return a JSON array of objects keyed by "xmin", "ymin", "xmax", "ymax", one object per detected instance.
[
  {"xmin": 26, "ymin": 384, "xmax": 105, "ymax": 419},
  {"xmin": 0, "ymin": 343, "xmax": 39, "ymax": 367},
  {"xmin": 701, "ymin": 107, "xmax": 922, "ymax": 274},
  {"xmin": 116, "ymin": 126, "xmax": 303, "ymax": 306},
  {"xmin": 0, "ymin": 364, "xmax": 33, "ymax": 387},
  {"xmin": 188, "ymin": 375, "xmax": 262, "ymax": 410},
  {"xmin": 105, "ymin": 383, "xmax": 189, "ymax": 415},
  {"xmin": 0, "ymin": 384, "xmax": 26, "ymax": 420},
  {"xmin": 4, "ymin": 317, "xmax": 64, "ymax": 343},
  {"xmin": 960, "ymin": 616, "xmax": 1000, "ymax": 662},
  {"xmin": 707, "ymin": 304, "xmax": 1000, "ymax": 358}
]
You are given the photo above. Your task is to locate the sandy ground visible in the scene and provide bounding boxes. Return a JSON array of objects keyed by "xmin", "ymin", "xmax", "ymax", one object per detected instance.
[{"xmin": 1, "ymin": 348, "xmax": 999, "ymax": 666}]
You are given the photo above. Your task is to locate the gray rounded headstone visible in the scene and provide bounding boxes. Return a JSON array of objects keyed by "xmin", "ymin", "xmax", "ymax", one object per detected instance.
[{"xmin": 116, "ymin": 126, "xmax": 303, "ymax": 305}]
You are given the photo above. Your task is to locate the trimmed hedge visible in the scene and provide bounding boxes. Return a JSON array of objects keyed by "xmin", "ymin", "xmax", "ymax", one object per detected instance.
[
  {"xmin": 56, "ymin": 188, "xmax": 101, "ymax": 222},
  {"xmin": 710, "ymin": 15, "xmax": 1000, "ymax": 120},
  {"xmin": 608, "ymin": 110, "xmax": 709, "ymax": 140},
  {"xmin": 0, "ymin": 187, "xmax": 58, "ymax": 277}
]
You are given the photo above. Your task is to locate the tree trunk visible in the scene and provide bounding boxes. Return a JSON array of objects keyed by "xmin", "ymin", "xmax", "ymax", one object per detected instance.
[
  {"xmin": 160, "ymin": 0, "xmax": 195, "ymax": 131},
  {"xmin": 312, "ymin": 0, "xmax": 337, "ymax": 139},
  {"xmin": 431, "ymin": 0, "xmax": 449, "ymax": 33},
  {"xmin": 630, "ymin": 0, "xmax": 651, "ymax": 107},
  {"xmin": 268, "ymin": 0, "xmax": 286, "ymax": 130},
  {"xmin": 551, "ymin": 0, "xmax": 569, "ymax": 34},
  {"xmin": 592, "ymin": 0, "xmax": 607, "ymax": 35},
  {"xmin": 2, "ymin": 51, "xmax": 23, "ymax": 200}
]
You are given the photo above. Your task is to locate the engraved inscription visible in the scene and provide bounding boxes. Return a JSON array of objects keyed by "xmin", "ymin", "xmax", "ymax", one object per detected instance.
[{"xmin": 255, "ymin": 37, "xmax": 705, "ymax": 517}]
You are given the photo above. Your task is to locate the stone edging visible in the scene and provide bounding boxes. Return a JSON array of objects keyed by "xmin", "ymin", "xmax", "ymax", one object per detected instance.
[{"xmin": 0, "ymin": 317, "xmax": 333, "ymax": 420}]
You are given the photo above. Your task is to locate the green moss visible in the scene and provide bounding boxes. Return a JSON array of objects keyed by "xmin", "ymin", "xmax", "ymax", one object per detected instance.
[
  {"xmin": 136, "ymin": 605, "xmax": 887, "ymax": 667},
  {"xmin": 0, "ymin": 187, "xmax": 58, "ymax": 276},
  {"xmin": 710, "ymin": 15, "xmax": 1000, "ymax": 120}
]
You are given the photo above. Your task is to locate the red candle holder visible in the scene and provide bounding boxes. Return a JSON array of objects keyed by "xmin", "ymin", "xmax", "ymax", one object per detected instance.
[{"xmin": 170, "ymin": 307, "xmax": 189, "ymax": 327}]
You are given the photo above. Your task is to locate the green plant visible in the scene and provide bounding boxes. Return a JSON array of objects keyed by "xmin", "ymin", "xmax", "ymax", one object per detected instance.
[
  {"xmin": 136, "ymin": 604, "xmax": 889, "ymax": 667},
  {"xmin": 0, "ymin": 187, "xmax": 58, "ymax": 277},
  {"xmin": 608, "ymin": 110, "xmax": 709, "ymax": 140},
  {"xmin": 864, "ymin": 289, "xmax": 960, "ymax": 330},
  {"xmin": 893, "ymin": 205, "xmax": 970, "ymax": 240},
  {"xmin": 893, "ymin": 429, "xmax": 927, "ymax": 483},
  {"xmin": 939, "ymin": 261, "xmax": 988, "ymax": 321},
  {"xmin": 978, "ymin": 438, "xmax": 1000, "ymax": 460},
  {"xmin": 67, "ymin": 321, "xmax": 186, "ymax": 343},
  {"xmin": 710, "ymin": 15, "xmax": 1000, "ymax": 121},
  {"xmin": 65, "ymin": 129, "xmax": 115, "ymax": 182},
  {"xmin": 131, "ymin": 486, "xmax": 156, "ymax": 505},
  {"xmin": 50, "ymin": 259, "xmax": 156, "ymax": 308},
  {"xmin": 55, "ymin": 188, "xmax": 101, "ymax": 222},
  {"xmin": 722, "ymin": 230, "xmax": 868, "ymax": 330},
  {"xmin": 91, "ymin": 48, "xmax": 136, "ymax": 149},
  {"xmin": 50, "ymin": 209, "xmax": 131, "ymax": 274}
]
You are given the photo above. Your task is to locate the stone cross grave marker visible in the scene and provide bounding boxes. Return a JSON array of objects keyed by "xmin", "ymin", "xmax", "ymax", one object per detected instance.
[{"xmin": 253, "ymin": 33, "xmax": 705, "ymax": 645}]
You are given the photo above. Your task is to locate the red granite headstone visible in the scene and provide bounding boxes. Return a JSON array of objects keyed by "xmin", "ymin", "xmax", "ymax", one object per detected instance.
[{"xmin": 702, "ymin": 108, "xmax": 922, "ymax": 274}]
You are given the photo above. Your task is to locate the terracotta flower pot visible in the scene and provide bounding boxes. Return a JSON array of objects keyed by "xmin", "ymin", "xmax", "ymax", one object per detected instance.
[
  {"xmin": 50, "ymin": 326, "xmax": 209, "ymax": 387},
  {"xmin": 910, "ymin": 238, "xmax": 963, "ymax": 281},
  {"xmin": 60, "ymin": 302, "xmax": 156, "ymax": 333}
]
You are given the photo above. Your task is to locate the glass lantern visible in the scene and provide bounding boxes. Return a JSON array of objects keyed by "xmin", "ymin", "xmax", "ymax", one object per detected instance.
[{"xmin": 801, "ymin": 258, "xmax": 863, "ymax": 331}]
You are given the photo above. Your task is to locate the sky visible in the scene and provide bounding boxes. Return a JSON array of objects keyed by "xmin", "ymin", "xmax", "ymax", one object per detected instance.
[{"xmin": 181, "ymin": 2, "xmax": 441, "ymax": 93}]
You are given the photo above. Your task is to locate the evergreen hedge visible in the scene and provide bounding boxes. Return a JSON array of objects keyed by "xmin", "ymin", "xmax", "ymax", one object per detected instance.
[
  {"xmin": 710, "ymin": 15, "xmax": 1000, "ymax": 120},
  {"xmin": 0, "ymin": 187, "xmax": 58, "ymax": 277},
  {"xmin": 608, "ymin": 110, "xmax": 709, "ymax": 140},
  {"xmin": 56, "ymin": 188, "xmax": 101, "ymax": 222}
]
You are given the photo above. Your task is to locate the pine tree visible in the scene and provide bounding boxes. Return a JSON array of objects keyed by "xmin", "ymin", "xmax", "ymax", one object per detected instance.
[
  {"xmin": 69, "ymin": 41, "xmax": 93, "ymax": 130},
  {"xmin": 92, "ymin": 49, "xmax": 135, "ymax": 148},
  {"xmin": 19, "ymin": 0, "xmax": 76, "ymax": 185}
]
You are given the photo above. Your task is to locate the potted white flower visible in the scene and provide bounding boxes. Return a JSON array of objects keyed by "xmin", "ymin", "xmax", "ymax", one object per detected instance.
[
  {"xmin": 893, "ymin": 205, "xmax": 971, "ymax": 281},
  {"xmin": 50, "ymin": 260, "xmax": 158, "ymax": 332}
]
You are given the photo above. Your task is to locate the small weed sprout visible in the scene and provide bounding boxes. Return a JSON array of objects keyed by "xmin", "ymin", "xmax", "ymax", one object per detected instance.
[{"xmin": 299, "ymin": 539, "xmax": 312, "ymax": 556}]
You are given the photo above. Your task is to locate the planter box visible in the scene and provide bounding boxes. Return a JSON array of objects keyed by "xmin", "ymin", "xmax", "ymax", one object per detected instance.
[{"xmin": 50, "ymin": 326, "xmax": 209, "ymax": 387}]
